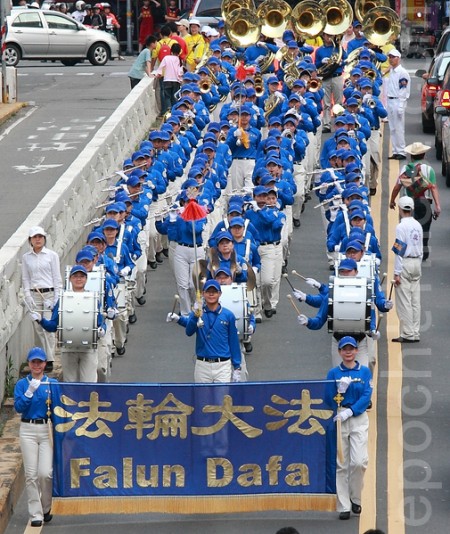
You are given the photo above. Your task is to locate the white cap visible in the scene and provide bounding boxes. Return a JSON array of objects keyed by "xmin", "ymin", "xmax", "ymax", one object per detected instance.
[
  {"xmin": 176, "ymin": 18, "xmax": 190, "ymax": 28},
  {"xmin": 201, "ymin": 25, "xmax": 212, "ymax": 33},
  {"xmin": 189, "ymin": 18, "xmax": 201, "ymax": 26},
  {"xmin": 207, "ymin": 28, "xmax": 219, "ymax": 37},
  {"xmin": 29, "ymin": 226, "xmax": 47, "ymax": 238},
  {"xmin": 388, "ymin": 49, "xmax": 401, "ymax": 58},
  {"xmin": 398, "ymin": 196, "xmax": 414, "ymax": 211}
]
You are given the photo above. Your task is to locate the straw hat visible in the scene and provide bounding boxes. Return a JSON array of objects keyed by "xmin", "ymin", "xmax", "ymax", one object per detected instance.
[{"xmin": 405, "ymin": 142, "xmax": 431, "ymax": 155}]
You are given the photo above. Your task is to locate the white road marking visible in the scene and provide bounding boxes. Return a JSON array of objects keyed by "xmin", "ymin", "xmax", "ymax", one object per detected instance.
[
  {"xmin": 13, "ymin": 156, "xmax": 63, "ymax": 175},
  {"xmin": 76, "ymin": 72, "xmax": 95, "ymax": 76},
  {"xmin": 0, "ymin": 106, "xmax": 38, "ymax": 143},
  {"xmin": 109, "ymin": 72, "xmax": 128, "ymax": 77},
  {"xmin": 44, "ymin": 72, "xmax": 63, "ymax": 76}
]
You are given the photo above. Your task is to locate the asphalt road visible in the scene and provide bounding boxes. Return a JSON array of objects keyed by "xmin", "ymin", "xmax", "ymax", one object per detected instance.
[{"xmin": 3, "ymin": 57, "xmax": 450, "ymax": 534}]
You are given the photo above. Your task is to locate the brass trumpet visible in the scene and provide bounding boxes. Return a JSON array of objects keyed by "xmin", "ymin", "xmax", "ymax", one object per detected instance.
[
  {"xmin": 307, "ymin": 78, "xmax": 322, "ymax": 92},
  {"xmin": 200, "ymin": 76, "xmax": 212, "ymax": 93},
  {"xmin": 254, "ymin": 72, "xmax": 264, "ymax": 97}
]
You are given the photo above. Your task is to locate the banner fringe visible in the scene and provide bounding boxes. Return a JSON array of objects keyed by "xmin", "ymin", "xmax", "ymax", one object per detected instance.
[{"xmin": 53, "ymin": 494, "xmax": 336, "ymax": 515}]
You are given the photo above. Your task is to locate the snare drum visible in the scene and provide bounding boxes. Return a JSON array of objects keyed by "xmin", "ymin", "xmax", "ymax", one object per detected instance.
[
  {"xmin": 327, "ymin": 276, "xmax": 373, "ymax": 335},
  {"xmin": 58, "ymin": 291, "xmax": 99, "ymax": 351},
  {"xmin": 114, "ymin": 281, "xmax": 127, "ymax": 309},
  {"xmin": 65, "ymin": 265, "xmax": 105, "ymax": 309},
  {"xmin": 219, "ymin": 283, "xmax": 249, "ymax": 340}
]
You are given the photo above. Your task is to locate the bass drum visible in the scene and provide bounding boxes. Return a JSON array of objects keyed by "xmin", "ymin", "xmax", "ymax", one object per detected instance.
[
  {"xmin": 327, "ymin": 276, "xmax": 373, "ymax": 335},
  {"xmin": 219, "ymin": 283, "xmax": 249, "ymax": 340},
  {"xmin": 58, "ymin": 291, "xmax": 99, "ymax": 351}
]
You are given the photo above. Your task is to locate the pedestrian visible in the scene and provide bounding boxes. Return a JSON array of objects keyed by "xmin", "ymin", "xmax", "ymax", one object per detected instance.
[
  {"xmin": 154, "ymin": 42, "xmax": 183, "ymax": 114},
  {"xmin": 22, "ymin": 226, "xmax": 62, "ymax": 373},
  {"xmin": 325, "ymin": 336, "xmax": 372, "ymax": 520},
  {"xmin": 389, "ymin": 142, "xmax": 441, "ymax": 261},
  {"xmin": 33, "ymin": 265, "xmax": 106, "ymax": 382},
  {"xmin": 91, "ymin": 3, "xmax": 106, "ymax": 30},
  {"xmin": 165, "ymin": 0, "xmax": 180, "ymax": 22},
  {"xmin": 391, "ymin": 196, "xmax": 423, "ymax": 343},
  {"xmin": 138, "ymin": 0, "xmax": 159, "ymax": 51},
  {"xmin": 386, "ymin": 49, "xmax": 410, "ymax": 160},
  {"xmin": 14, "ymin": 347, "xmax": 57, "ymax": 528},
  {"xmin": 128, "ymin": 35, "xmax": 157, "ymax": 89},
  {"xmin": 166, "ymin": 279, "xmax": 242, "ymax": 383}
]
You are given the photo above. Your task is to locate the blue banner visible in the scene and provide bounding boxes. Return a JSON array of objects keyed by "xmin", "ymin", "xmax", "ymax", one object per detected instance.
[{"xmin": 51, "ymin": 381, "xmax": 337, "ymax": 498}]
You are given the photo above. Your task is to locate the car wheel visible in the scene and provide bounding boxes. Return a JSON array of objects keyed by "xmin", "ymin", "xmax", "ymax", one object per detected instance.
[
  {"xmin": 422, "ymin": 114, "xmax": 435, "ymax": 134},
  {"xmin": 61, "ymin": 59, "xmax": 79, "ymax": 66},
  {"xmin": 3, "ymin": 44, "xmax": 21, "ymax": 67},
  {"xmin": 88, "ymin": 43, "xmax": 109, "ymax": 66},
  {"xmin": 436, "ymin": 140, "xmax": 443, "ymax": 160}
]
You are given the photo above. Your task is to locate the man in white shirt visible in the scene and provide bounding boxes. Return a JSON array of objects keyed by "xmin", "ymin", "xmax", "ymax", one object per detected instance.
[
  {"xmin": 22, "ymin": 226, "xmax": 62, "ymax": 371},
  {"xmin": 392, "ymin": 197, "xmax": 423, "ymax": 343},
  {"xmin": 386, "ymin": 49, "xmax": 410, "ymax": 160}
]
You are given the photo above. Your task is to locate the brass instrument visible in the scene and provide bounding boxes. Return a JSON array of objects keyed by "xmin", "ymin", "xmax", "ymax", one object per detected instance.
[
  {"xmin": 256, "ymin": 0, "xmax": 292, "ymax": 39},
  {"xmin": 355, "ymin": 0, "xmax": 390, "ymax": 22},
  {"xmin": 222, "ymin": 0, "xmax": 255, "ymax": 21},
  {"xmin": 365, "ymin": 98, "xmax": 376, "ymax": 109},
  {"xmin": 224, "ymin": 7, "xmax": 263, "ymax": 48},
  {"xmin": 200, "ymin": 76, "xmax": 212, "ymax": 93},
  {"xmin": 291, "ymin": 0, "xmax": 326, "ymax": 39},
  {"xmin": 264, "ymin": 93, "xmax": 281, "ymax": 119},
  {"xmin": 307, "ymin": 78, "xmax": 322, "ymax": 92},
  {"xmin": 365, "ymin": 68, "xmax": 377, "ymax": 81},
  {"xmin": 254, "ymin": 72, "xmax": 264, "ymax": 97},
  {"xmin": 317, "ymin": 37, "xmax": 343, "ymax": 79},
  {"xmin": 362, "ymin": 6, "xmax": 400, "ymax": 47},
  {"xmin": 254, "ymin": 42, "xmax": 275, "ymax": 73},
  {"xmin": 219, "ymin": 132, "xmax": 228, "ymax": 143},
  {"xmin": 332, "ymin": 103, "xmax": 345, "ymax": 116},
  {"xmin": 319, "ymin": 0, "xmax": 353, "ymax": 36}
]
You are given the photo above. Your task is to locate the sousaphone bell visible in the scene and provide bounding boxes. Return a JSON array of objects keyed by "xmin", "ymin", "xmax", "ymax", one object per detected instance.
[
  {"xmin": 362, "ymin": 6, "xmax": 401, "ymax": 47},
  {"xmin": 225, "ymin": 7, "xmax": 262, "ymax": 48},
  {"xmin": 256, "ymin": 0, "xmax": 292, "ymax": 39},
  {"xmin": 221, "ymin": 0, "xmax": 255, "ymax": 21},
  {"xmin": 291, "ymin": 0, "xmax": 326, "ymax": 39},
  {"xmin": 319, "ymin": 0, "xmax": 353, "ymax": 35}
]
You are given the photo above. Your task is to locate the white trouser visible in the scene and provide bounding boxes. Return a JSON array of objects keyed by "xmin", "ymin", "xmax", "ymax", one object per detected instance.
[
  {"xmin": 227, "ymin": 158, "xmax": 255, "ymax": 193},
  {"xmin": 194, "ymin": 358, "xmax": 232, "ymax": 383},
  {"xmin": 314, "ymin": 124, "xmax": 323, "ymax": 169},
  {"xmin": 134, "ymin": 254, "xmax": 147, "ymax": 300},
  {"xmin": 332, "ymin": 336, "xmax": 369, "ymax": 368},
  {"xmin": 368, "ymin": 129, "xmax": 381, "ymax": 189},
  {"xmin": 282, "ymin": 206, "xmax": 292, "ymax": 262},
  {"xmin": 97, "ymin": 318, "xmax": 112, "ymax": 382},
  {"xmin": 173, "ymin": 243, "xmax": 205, "ymax": 316},
  {"xmin": 292, "ymin": 162, "xmax": 306, "ymax": 220},
  {"xmin": 29, "ymin": 291, "xmax": 56, "ymax": 362},
  {"xmin": 61, "ymin": 349, "xmax": 98, "ymax": 382},
  {"xmin": 113, "ymin": 310, "xmax": 127, "ymax": 350},
  {"xmin": 20, "ymin": 422, "xmax": 53, "ymax": 522},
  {"xmin": 336, "ymin": 411, "xmax": 369, "ymax": 512},
  {"xmin": 387, "ymin": 100, "xmax": 406, "ymax": 156},
  {"xmin": 304, "ymin": 132, "xmax": 316, "ymax": 175},
  {"xmin": 395, "ymin": 257, "xmax": 421, "ymax": 340},
  {"xmin": 362, "ymin": 146, "xmax": 371, "ymax": 187},
  {"xmin": 259, "ymin": 243, "xmax": 283, "ymax": 311},
  {"xmin": 322, "ymin": 76, "xmax": 343, "ymax": 130}
]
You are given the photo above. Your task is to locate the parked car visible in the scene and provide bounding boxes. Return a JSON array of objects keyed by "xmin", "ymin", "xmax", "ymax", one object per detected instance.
[
  {"xmin": 434, "ymin": 105, "xmax": 450, "ymax": 186},
  {"xmin": 189, "ymin": 0, "xmax": 222, "ymax": 28},
  {"xmin": 2, "ymin": 9, "xmax": 120, "ymax": 67},
  {"xmin": 416, "ymin": 52, "xmax": 450, "ymax": 134},
  {"xmin": 433, "ymin": 60, "xmax": 450, "ymax": 160},
  {"xmin": 434, "ymin": 26, "xmax": 450, "ymax": 56}
]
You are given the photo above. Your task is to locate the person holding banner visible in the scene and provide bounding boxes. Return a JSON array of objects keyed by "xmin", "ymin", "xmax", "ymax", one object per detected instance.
[
  {"xmin": 14, "ymin": 347, "xmax": 57, "ymax": 528},
  {"xmin": 166, "ymin": 279, "xmax": 242, "ymax": 383},
  {"xmin": 325, "ymin": 336, "xmax": 372, "ymax": 520}
]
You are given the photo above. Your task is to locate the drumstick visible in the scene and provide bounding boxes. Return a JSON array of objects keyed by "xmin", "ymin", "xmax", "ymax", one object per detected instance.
[
  {"xmin": 286, "ymin": 294, "xmax": 301, "ymax": 315},
  {"xmin": 291, "ymin": 270, "xmax": 308, "ymax": 281},
  {"xmin": 379, "ymin": 272, "xmax": 387, "ymax": 286},
  {"xmin": 282, "ymin": 273, "xmax": 296, "ymax": 291},
  {"xmin": 376, "ymin": 313, "xmax": 384, "ymax": 332},
  {"xmin": 388, "ymin": 280, "xmax": 395, "ymax": 300},
  {"xmin": 171, "ymin": 294, "xmax": 180, "ymax": 315}
]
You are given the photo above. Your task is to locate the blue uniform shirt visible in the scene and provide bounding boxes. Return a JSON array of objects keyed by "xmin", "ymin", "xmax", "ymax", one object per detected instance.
[
  {"xmin": 14, "ymin": 375, "xmax": 58, "ymax": 420},
  {"xmin": 325, "ymin": 362, "xmax": 373, "ymax": 416}
]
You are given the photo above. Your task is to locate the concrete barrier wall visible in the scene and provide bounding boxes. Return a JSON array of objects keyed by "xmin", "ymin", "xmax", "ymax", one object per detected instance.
[{"xmin": 0, "ymin": 77, "xmax": 157, "ymax": 397}]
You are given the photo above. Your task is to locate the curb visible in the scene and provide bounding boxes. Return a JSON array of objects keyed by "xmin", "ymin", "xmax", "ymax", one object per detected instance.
[{"xmin": 0, "ymin": 102, "xmax": 27, "ymax": 127}]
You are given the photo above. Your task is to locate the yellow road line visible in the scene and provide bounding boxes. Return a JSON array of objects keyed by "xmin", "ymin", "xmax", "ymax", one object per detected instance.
[
  {"xmin": 359, "ymin": 128, "xmax": 382, "ymax": 533},
  {"xmin": 386, "ymin": 154, "xmax": 406, "ymax": 534}
]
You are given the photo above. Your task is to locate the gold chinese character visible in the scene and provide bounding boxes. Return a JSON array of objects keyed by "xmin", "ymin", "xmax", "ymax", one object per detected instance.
[
  {"xmin": 264, "ymin": 389, "xmax": 333, "ymax": 436},
  {"xmin": 191, "ymin": 394, "xmax": 262, "ymax": 438},
  {"xmin": 53, "ymin": 392, "xmax": 122, "ymax": 438},
  {"xmin": 124, "ymin": 392, "xmax": 194, "ymax": 440}
]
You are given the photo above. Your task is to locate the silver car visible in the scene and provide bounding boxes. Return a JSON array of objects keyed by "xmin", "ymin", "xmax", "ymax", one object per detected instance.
[{"xmin": 3, "ymin": 9, "xmax": 120, "ymax": 67}]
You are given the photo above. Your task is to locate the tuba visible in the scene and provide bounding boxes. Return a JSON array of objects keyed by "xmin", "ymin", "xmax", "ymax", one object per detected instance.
[
  {"xmin": 221, "ymin": 0, "xmax": 255, "ymax": 20},
  {"xmin": 264, "ymin": 93, "xmax": 281, "ymax": 119},
  {"xmin": 291, "ymin": 0, "xmax": 326, "ymax": 39},
  {"xmin": 224, "ymin": 7, "xmax": 262, "ymax": 48},
  {"xmin": 355, "ymin": 0, "xmax": 390, "ymax": 23},
  {"xmin": 362, "ymin": 6, "xmax": 401, "ymax": 47},
  {"xmin": 319, "ymin": 0, "xmax": 353, "ymax": 36},
  {"xmin": 256, "ymin": 0, "xmax": 292, "ymax": 39}
]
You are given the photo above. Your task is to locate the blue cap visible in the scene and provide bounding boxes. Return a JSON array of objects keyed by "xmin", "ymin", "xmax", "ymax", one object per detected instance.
[
  {"xmin": 207, "ymin": 57, "xmax": 220, "ymax": 65},
  {"xmin": 345, "ymin": 162, "xmax": 361, "ymax": 173},
  {"xmin": 217, "ymin": 19, "xmax": 225, "ymax": 28},
  {"xmin": 351, "ymin": 67, "xmax": 362, "ymax": 77},
  {"xmin": 359, "ymin": 78, "xmax": 372, "ymax": 88},
  {"xmin": 346, "ymin": 172, "xmax": 362, "ymax": 183},
  {"xmin": 346, "ymin": 97, "xmax": 359, "ymax": 107},
  {"xmin": 350, "ymin": 209, "xmax": 366, "ymax": 220},
  {"xmin": 336, "ymin": 135, "xmax": 350, "ymax": 145},
  {"xmin": 268, "ymin": 115, "xmax": 282, "ymax": 125},
  {"xmin": 208, "ymin": 122, "xmax": 220, "ymax": 132},
  {"xmin": 215, "ymin": 266, "xmax": 232, "ymax": 277},
  {"xmin": 216, "ymin": 230, "xmax": 233, "ymax": 243},
  {"xmin": 228, "ymin": 204, "xmax": 242, "ymax": 214},
  {"xmin": 246, "ymin": 87, "xmax": 256, "ymax": 97},
  {"xmin": 343, "ymin": 187, "xmax": 363, "ymax": 199},
  {"xmin": 338, "ymin": 335, "xmax": 358, "ymax": 349},
  {"xmin": 76, "ymin": 249, "xmax": 94, "ymax": 262},
  {"xmin": 265, "ymin": 156, "xmax": 281, "ymax": 167},
  {"xmin": 239, "ymin": 105, "xmax": 252, "ymax": 115},
  {"xmin": 221, "ymin": 50, "xmax": 233, "ymax": 58},
  {"xmin": 139, "ymin": 147, "xmax": 152, "ymax": 157},
  {"xmin": 131, "ymin": 150, "xmax": 145, "ymax": 161},
  {"xmin": 288, "ymin": 93, "xmax": 300, "ymax": 102},
  {"xmin": 103, "ymin": 219, "xmax": 120, "ymax": 230},
  {"xmin": 334, "ymin": 127, "xmax": 348, "ymax": 138},
  {"xmin": 254, "ymin": 185, "xmax": 269, "ymax": 196},
  {"xmin": 348, "ymin": 200, "xmax": 365, "ymax": 210},
  {"xmin": 105, "ymin": 203, "xmax": 119, "ymax": 213},
  {"xmin": 70, "ymin": 264, "xmax": 88, "ymax": 277},
  {"xmin": 127, "ymin": 175, "xmax": 141, "ymax": 187},
  {"xmin": 282, "ymin": 29, "xmax": 295, "ymax": 41},
  {"xmin": 148, "ymin": 131, "xmax": 162, "ymax": 141},
  {"xmin": 345, "ymin": 240, "xmax": 364, "ymax": 252},
  {"xmin": 345, "ymin": 114, "xmax": 356, "ymax": 124},
  {"xmin": 87, "ymin": 231, "xmax": 106, "ymax": 243},
  {"xmin": 202, "ymin": 141, "xmax": 217, "ymax": 151},
  {"xmin": 203, "ymin": 133, "xmax": 217, "ymax": 143},
  {"xmin": 267, "ymin": 75, "xmax": 279, "ymax": 85},
  {"xmin": 123, "ymin": 158, "xmax": 133, "ymax": 168},
  {"xmin": 287, "ymin": 40, "xmax": 298, "ymax": 48},
  {"xmin": 203, "ymin": 279, "xmax": 221, "ymax": 292},
  {"xmin": 338, "ymin": 258, "xmax": 358, "ymax": 271},
  {"xmin": 292, "ymin": 79, "xmax": 306, "ymax": 88},
  {"xmin": 84, "ymin": 245, "xmax": 98, "ymax": 257},
  {"xmin": 352, "ymin": 20, "xmax": 362, "ymax": 27},
  {"xmin": 334, "ymin": 115, "xmax": 347, "ymax": 124},
  {"xmin": 187, "ymin": 168, "xmax": 203, "ymax": 180},
  {"xmin": 115, "ymin": 201, "xmax": 127, "ymax": 212},
  {"xmin": 161, "ymin": 123, "xmax": 173, "ymax": 133},
  {"xmin": 229, "ymin": 216, "xmax": 245, "ymax": 227},
  {"xmin": 27, "ymin": 347, "xmax": 47, "ymax": 362},
  {"xmin": 328, "ymin": 149, "xmax": 338, "ymax": 159}
]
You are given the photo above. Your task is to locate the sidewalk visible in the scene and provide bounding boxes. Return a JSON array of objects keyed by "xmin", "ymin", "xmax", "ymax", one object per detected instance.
[{"xmin": 0, "ymin": 102, "xmax": 26, "ymax": 127}]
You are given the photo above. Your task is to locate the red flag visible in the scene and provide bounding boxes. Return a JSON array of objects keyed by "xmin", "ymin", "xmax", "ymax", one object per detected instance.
[{"xmin": 236, "ymin": 61, "xmax": 256, "ymax": 82}]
